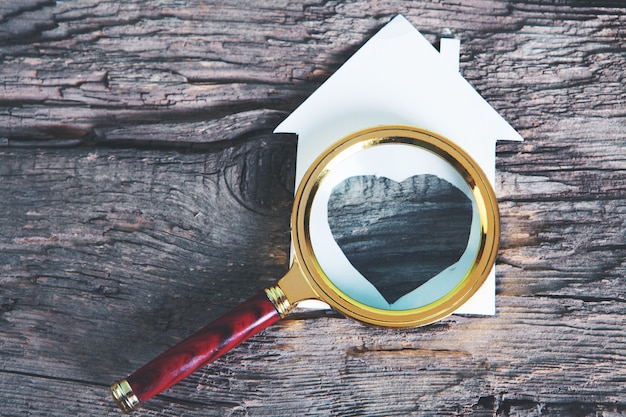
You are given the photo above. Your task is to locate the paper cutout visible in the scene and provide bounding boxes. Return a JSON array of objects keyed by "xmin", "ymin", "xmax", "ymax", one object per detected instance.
[{"xmin": 275, "ymin": 15, "xmax": 523, "ymax": 315}]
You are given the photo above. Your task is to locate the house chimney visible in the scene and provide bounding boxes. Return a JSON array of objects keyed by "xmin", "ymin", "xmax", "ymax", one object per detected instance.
[{"xmin": 440, "ymin": 38, "xmax": 460, "ymax": 73}]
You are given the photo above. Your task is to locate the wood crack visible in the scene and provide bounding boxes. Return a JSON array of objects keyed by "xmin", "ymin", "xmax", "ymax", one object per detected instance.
[{"xmin": 0, "ymin": 368, "xmax": 110, "ymax": 390}]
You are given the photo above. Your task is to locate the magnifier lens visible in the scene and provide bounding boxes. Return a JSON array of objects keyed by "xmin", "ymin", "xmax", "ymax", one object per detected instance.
[{"xmin": 297, "ymin": 128, "xmax": 498, "ymax": 325}]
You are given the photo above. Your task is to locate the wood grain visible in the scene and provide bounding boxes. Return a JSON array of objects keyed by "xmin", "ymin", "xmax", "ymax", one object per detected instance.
[
  {"xmin": 1, "ymin": 1, "xmax": 625, "ymax": 416},
  {"xmin": 328, "ymin": 174, "xmax": 473, "ymax": 304}
]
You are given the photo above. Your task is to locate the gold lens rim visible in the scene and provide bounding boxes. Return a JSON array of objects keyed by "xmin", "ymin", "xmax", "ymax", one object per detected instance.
[{"xmin": 291, "ymin": 125, "xmax": 500, "ymax": 328}]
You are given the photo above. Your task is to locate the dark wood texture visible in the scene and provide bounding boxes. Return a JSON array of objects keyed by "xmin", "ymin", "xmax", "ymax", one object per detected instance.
[
  {"xmin": 1, "ymin": 1, "xmax": 624, "ymax": 416},
  {"xmin": 328, "ymin": 174, "xmax": 472, "ymax": 304}
]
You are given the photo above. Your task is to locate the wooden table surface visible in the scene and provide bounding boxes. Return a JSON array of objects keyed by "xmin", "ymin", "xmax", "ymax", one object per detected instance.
[{"xmin": 1, "ymin": 1, "xmax": 625, "ymax": 416}]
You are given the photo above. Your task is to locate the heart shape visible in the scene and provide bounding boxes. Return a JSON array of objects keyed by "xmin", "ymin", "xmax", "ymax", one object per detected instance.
[{"xmin": 327, "ymin": 174, "xmax": 473, "ymax": 304}]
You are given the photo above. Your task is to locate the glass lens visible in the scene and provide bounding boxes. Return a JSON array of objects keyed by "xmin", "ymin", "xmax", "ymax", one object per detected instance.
[{"xmin": 307, "ymin": 141, "xmax": 481, "ymax": 311}]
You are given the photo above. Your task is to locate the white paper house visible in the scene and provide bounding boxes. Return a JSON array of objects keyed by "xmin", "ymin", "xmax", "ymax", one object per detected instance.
[{"xmin": 275, "ymin": 15, "xmax": 523, "ymax": 315}]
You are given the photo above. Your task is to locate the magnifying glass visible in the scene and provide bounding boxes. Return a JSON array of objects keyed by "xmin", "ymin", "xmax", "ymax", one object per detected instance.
[{"xmin": 111, "ymin": 125, "xmax": 499, "ymax": 412}]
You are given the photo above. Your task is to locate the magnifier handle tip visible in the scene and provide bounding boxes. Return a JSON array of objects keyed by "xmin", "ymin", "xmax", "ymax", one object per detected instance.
[{"xmin": 111, "ymin": 289, "xmax": 284, "ymax": 412}]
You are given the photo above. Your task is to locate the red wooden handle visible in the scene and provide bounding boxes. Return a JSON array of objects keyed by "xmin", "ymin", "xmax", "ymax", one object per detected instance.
[{"xmin": 112, "ymin": 290, "xmax": 281, "ymax": 411}]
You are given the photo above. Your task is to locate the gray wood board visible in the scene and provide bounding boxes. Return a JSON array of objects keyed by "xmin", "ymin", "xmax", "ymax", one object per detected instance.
[{"xmin": 1, "ymin": 1, "xmax": 625, "ymax": 416}]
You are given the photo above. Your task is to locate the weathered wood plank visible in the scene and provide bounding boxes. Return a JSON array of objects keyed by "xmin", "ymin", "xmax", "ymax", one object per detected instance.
[
  {"xmin": 0, "ymin": 1, "xmax": 625, "ymax": 416},
  {"xmin": 1, "ymin": 1, "xmax": 623, "ymax": 146},
  {"xmin": 0, "ymin": 138, "xmax": 295, "ymax": 381}
]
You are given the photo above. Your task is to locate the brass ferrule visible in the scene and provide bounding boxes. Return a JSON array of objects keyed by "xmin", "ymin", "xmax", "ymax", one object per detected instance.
[
  {"xmin": 111, "ymin": 379, "xmax": 140, "ymax": 413},
  {"xmin": 264, "ymin": 285, "xmax": 292, "ymax": 318}
]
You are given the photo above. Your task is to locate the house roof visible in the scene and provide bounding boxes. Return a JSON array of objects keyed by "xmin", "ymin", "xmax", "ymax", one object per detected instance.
[{"xmin": 275, "ymin": 15, "xmax": 523, "ymax": 186}]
